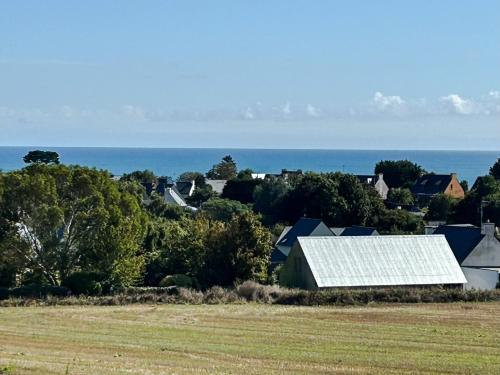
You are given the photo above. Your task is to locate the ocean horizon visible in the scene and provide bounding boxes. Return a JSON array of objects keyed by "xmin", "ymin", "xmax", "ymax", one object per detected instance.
[{"xmin": 1, "ymin": 146, "xmax": 498, "ymax": 185}]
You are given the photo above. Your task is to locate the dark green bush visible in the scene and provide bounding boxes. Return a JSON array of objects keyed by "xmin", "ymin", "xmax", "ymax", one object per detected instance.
[
  {"xmin": 5, "ymin": 285, "xmax": 70, "ymax": 299},
  {"xmin": 62, "ymin": 272, "xmax": 103, "ymax": 296},
  {"xmin": 159, "ymin": 274, "xmax": 195, "ymax": 288}
]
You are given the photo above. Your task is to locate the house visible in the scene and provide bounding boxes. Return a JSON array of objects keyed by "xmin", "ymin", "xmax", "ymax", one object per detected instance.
[
  {"xmin": 432, "ymin": 223, "xmax": 500, "ymax": 290},
  {"xmin": 270, "ymin": 218, "xmax": 334, "ymax": 270},
  {"xmin": 156, "ymin": 181, "xmax": 187, "ymax": 206},
  {"xmin": 176, "ymin": 180, "xmax": 196, "ymax": 198},
  {"xmin": 356, "ymin": 174, "xmax": 389, "ymax": 200},
  {"xmin": 279, "ymin": 235, "xmax": 466, "ymax": 290},
  {"xmin": 206, "ymin": 179, "xmax": 227, "ymax": 194},
  {"xmin": 331, "ymin": 226, "xmax": 379, "ymax": 236},
  {"xmin": 411, "ymin": 173, "xmax": 465, "ymax": 200},
  {"xmin": 251, "ymin": 173, "xmax": 266, "ymax": 180}
]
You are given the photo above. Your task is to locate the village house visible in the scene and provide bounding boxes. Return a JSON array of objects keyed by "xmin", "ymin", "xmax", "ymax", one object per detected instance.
[
  {"xmin": 356, "ymin": 174, "xmax": 389, "ymax": 200},
  {"xmin": 175, "ymin": 180, "xmax": 196, "ymax": 198},
  {"xmin": 430, "ymin": 223, "xmax": 500, "ymax": 290},
  {"xmin": 411, "ymin": 173, "xmax": 465, "ymax": 200},
  {"xmin": 270, "ymin": 218, "xmax": 334, "ymax": 270},
  {"xmin": 279, "ymin": 235, "xmax": 466, "ymax": 290}
]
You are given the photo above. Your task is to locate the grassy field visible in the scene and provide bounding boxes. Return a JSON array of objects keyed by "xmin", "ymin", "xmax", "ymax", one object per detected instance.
[{"xmin": 0, "ymin": 303, "xmax": 499, "ymax": 374}]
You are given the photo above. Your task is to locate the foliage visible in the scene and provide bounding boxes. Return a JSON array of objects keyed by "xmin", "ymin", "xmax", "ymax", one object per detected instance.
[
  {"xmin": 281, "ymin": 172, "xmax": 384, "ymax": 227},
  {"xmin": 0, "ymin": 164, "xmax": 147, "ymax": 287},
  {"xmin": 159, "ymin": 274, "xmax": 195, "ymax": 288},
  {"xmin": 374, "ymin": 160, "xmax": 426, "ymax": 188},
  {"xmin": 120, "ymin": 169, "xmax": 156, "ymax": 183},
  {"xmin": 145, "ymin": 194, "xmax": 193, "ymax": 220},
  {"xmin": 253, "ymin": 177, "xmax": 289, "ymax": 225},
  {"xmin": 371, "ymin": 208, "xmax": 424, "ymax": 234},
  {"xmin": 460, "ymin": 180, "xmax": 469, "ymax": 192},
  {"xmin": 200, "ymin": 197, "xmax": 251, "ymax": 222},
  {"xmin": 425, "ymin": 194, "xmax": 457, "ymax": 221},
  {"xmin": 23, "ymin": 150, "xmax": 60, "ymax": 164},
  {"xmin": 186, "ymin": 184, "xmax": 216, "ymax": 207},
  {"xmin": 62, "ymin": 271, "xmax": 103, "ymax": 295},
  {"xmin": 201, "ymin": 212, "xmax": 273, "ymax": 286},
  {"xmin": 221, "ymin": 177, "xmax": 262, "ymax": 204},
  {"xmin": 206, "ymin": 155, "xmax": 237, "ymax": 179},
  {"xmin": 387, "ymin": 188, "xmax": 414, "ymax": 205},
  {"xmin": 490, "ymin": 158, "xmax": 500, "ymax": 180}
]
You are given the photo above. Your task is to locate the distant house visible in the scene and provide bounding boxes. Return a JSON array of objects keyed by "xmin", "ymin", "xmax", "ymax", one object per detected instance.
[
  {"xmin": 280, "ymin": 169, "xmax": 303, "ymax": 180},
  {"xmin": 271, "ymin": 218, "xmax": 334, "ymax": 270},
  {"xmin": 156, "ymin": 181, "xmax": 187, "ymax": 206},
  {"xmin": 431, "ymin": 223, "xmax": 500, "ymax": 290},
  {"xmin": 176, "ymin": 180, "xmax": 196, "ymax": 198},
  {"xmin": 279, "ymin": 235, "xmax": 466, "ymax": 290},
  {"xmin": 411, "ymin": 173, "xmax": 465, "ymax": 200},
  {"xmin": 356, "ymin": 174, "xmax": 389, "ymax": 200},
  {"xmin": 331, "ymin": 226, "xmax": 379, "ymax": 236},
  {"xmin": 251, "ymin": 173, "xmax": 266, "ymax": 180},
  {"xmin": 206, "ymin": 179, "xmax": 227, "ymax": 194}
]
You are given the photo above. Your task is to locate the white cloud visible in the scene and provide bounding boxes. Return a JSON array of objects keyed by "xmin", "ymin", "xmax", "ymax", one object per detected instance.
[
  {"xmin": 372, "ymin": 92, "xmax": 405, "ymax": 111},
  {"xmin": 440, "ymin": 94, "xmax": 476, "ymax": 115},
  {"xmin": 122, "ymin": 105, "xmax": 145, "ymax": 119},
  {"xmin": 306, "ymin": 104, "xmax": 321, "ymax": 117},
  {"xmin": 489, "ymin": 91, "xmax": 500, "ymax": 99}
]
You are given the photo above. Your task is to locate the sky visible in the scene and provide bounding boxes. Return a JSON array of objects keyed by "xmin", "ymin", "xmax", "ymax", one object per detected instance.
[{"xmin": 0, "ymin": 1, "xmax": 499, "ymax": 150}]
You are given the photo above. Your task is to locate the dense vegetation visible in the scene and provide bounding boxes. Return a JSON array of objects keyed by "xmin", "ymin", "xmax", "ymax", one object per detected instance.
[{"xmin": 0, "ymin": 151, "xmax": 499, "ymax": 295}]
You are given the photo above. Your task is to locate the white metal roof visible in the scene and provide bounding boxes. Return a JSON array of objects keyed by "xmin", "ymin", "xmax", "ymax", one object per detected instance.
[{"xmin": 297, "ymin": 235, "xmax": 467, "ymax": 288}]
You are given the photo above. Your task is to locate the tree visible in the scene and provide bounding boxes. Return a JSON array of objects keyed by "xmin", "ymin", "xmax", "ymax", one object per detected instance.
[
  {"xmin": 490, "ymin": 158, "xmax": 500, "ymax": 180},
  {"xmin": 0, "ymin": 164, "xmax": 147, "ymax": 287},
  {"xmin": 425, "ymin": 194, "xmax": 456, "ymax": 221},
  {"xmin": 202, "ymin": 212, "xmax": 273, "ymax": 286},
  {"xmin": 206, "ymin": 155, "xmax": 237, "ymax": 180},
  {"xmin": 371, "ymin": 208, "xmax": 424, "ymax": 234},
  {"xmin": 387, "ymin": 188, "xmax": 414, "ymax": 205},
  {"xmin": 374, "ymin": 160, "xmax": 426, "ymax": 188},
  {"xmin": 253, "ymin": 177, "xmax": 289, "ymax": 225},
  {"xmin": 23, "ymin": 150, "xmax": 60, "ymax": 165},
  {"xmin": 186, "ymin": 185, "xmax": 216, "ymax": 207},
  {"xmin": 221, "ymin": 178, "xmax": 262, "ymax": 204},
  {"xmin": 281, "ymin": 172, "xmax": 382, "ymax": 227},
  {"xmin": 121, "ymin": 170, "xmax": 156, "ymax": 183},
  {"xmin": 200, "ymin": 197, "xmax": 251, "ymax": 222}
]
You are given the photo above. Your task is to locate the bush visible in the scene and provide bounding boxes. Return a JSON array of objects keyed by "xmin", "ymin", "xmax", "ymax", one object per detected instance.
[
  {"xmin": 63, "ymin": 272, "xmax": 103, "ymax": 296},
  {"xmin": 159, "ymin": 274, "xmax": 195, "ymax": 288},
  {"xmin": 1, "ymin": 285, "xmax": 70, "ymax": 300}
]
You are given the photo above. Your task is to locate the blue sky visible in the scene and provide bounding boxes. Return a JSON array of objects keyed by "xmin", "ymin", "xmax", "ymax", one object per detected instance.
[{"xmin": 1, "ymin": 1, "xmax": 499, "ymax": 149}]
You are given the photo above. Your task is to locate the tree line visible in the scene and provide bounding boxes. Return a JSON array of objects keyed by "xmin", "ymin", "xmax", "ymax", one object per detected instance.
[{"xmin": 0, "ymin": 150, "xmax": 499, "ymax": 294}]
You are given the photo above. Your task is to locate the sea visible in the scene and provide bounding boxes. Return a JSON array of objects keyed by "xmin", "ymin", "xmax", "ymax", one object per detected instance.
[{"xmin": 0, "ymin": 147, "xmax": 498, "ymax": 185}]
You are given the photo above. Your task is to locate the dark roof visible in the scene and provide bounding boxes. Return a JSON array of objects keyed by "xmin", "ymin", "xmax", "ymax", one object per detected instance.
[
  {"xmin": 411, "ymin": 174, "xmax": 452, "ymax": 196},
  {"xmin": 356, "ymin": 175, "xmax": 377, "ymax": 186},
  {"xmin": 340, "ymin": 226, "xmax": 378, "ymax": 236},
  {"xmin": 277, "ymin": 218, "xmax": 326, "ymax": 247},
  {"xmin": 176, "ymin": 181, "xmax": 194, "ymax": 196},
  {"xmin": 270, "ymin": 248, "xmax": 288, "ymax": 263},
  {"xmin": 433, "ymin": 225, "xmax": 485, "ymax": 263}
]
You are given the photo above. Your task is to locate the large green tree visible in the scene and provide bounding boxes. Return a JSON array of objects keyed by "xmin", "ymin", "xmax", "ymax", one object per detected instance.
[
  {"xmin": 206, "ymin": 155, "xmax": 237, "ymax": 180},
  {"xmin": 0, "ymin": 164, "xmax": 147, "ymax": 287},
  {"xmin": 490, "ymin": 158, "xmax": 500, "ymax": 180},
  {"xmin": 23, "ymin": 150, "xmax": 60, "ymax": 165},
  {"xmin": 374, "ymin": 160, "xmax": 426, "ymax": 188}
]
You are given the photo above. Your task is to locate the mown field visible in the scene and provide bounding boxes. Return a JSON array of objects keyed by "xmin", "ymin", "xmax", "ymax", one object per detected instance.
[{"xmin": 0, "ymin": 303, "xmax": 499, "ymax": 374}]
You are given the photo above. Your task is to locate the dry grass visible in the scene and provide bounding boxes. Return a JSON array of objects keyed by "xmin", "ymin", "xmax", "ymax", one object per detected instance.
[{"xmin": 0, "ymin": 303, "xmax": 499, "ymax": 374}]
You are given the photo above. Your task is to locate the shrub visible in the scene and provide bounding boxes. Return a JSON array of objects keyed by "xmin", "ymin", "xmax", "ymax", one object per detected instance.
[
  {"xmin": 63, "ymin": 272, "xmax": 103, "ymax": 296},
  {"xmin": 159, "ymin": 274, "xmax": 195, "ymax": 288}
]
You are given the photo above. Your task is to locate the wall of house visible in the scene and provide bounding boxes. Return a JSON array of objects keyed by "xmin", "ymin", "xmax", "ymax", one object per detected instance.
[
  {"xmin": 462, "ymin": 235, "xmax": 500, "ymax": 267},
  {"xmin": 279, "ymin": 245, "xmax": 317, "ymax": 290},
  {"xmin": 445, "ymin": 175, "xmax": 465, "ymax": 199},
  {"xmin": 374, "ymin": 178, "xmax": 389, "ymax": 200},
  {"xmin": 462, "ymin": 267, "xmax": 499, "ymax": 290}
]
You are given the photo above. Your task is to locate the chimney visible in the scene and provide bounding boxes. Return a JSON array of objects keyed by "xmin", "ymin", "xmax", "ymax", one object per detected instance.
[{"xmin": 481, "ymin": 221, "xmax": 495, "ymax": 237}]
